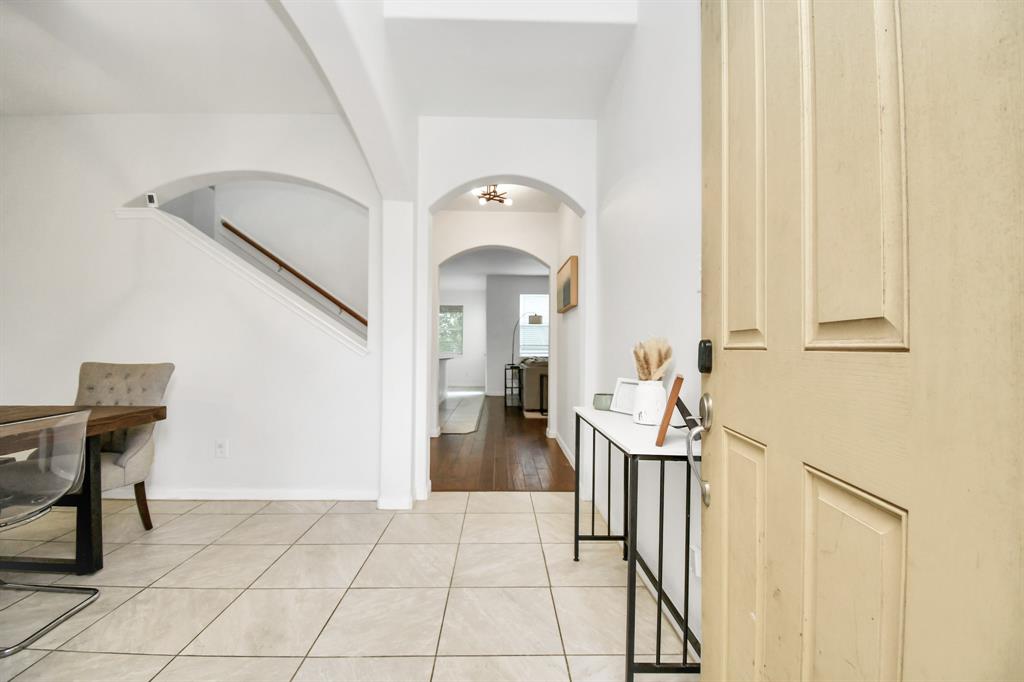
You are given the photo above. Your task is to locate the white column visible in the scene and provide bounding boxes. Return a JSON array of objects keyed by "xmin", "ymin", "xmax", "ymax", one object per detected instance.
[
  {"xmin": 412, "ymin": 206, "xmax": 432, "ymax": 500},
  {"xmin": 582, "ymin": 213, "xmax": 599, "ymax": 407},
  {"xmin": 378, "ymin": 200, "xmax": 416, "ymax": 509}
]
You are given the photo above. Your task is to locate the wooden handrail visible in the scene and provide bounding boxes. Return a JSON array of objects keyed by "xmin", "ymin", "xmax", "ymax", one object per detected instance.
[{"xmin": 220, "ymin": 219, "xmax": 368, "ymax": 326}]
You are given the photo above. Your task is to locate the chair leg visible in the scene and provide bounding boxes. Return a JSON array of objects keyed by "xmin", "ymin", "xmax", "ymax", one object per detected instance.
[
  {"xmin": 0, "ymin": 580, "xmax": 99, "ymax": 658},
  {"xmin": 134, "ymin": 481, "xmax": 153, "ymax": 530}
]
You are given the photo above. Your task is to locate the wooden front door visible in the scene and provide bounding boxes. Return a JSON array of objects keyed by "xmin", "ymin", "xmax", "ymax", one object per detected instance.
[{"xmin": 700, "ymin": 1, "xmax": 1023, "ymax": 680}]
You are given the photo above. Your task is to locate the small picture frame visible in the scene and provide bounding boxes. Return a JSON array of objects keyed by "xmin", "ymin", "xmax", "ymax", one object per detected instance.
[
  {"xmin": 609, "ymin": 378, "xmax": 638, "ymax": 414},
  {"xmin": 656, "ymin": 375, "xmax": 685, "ymax": 446},
  {"xmin": 557, "ymin": 256, "xmax": 578, "ymax": 313}
]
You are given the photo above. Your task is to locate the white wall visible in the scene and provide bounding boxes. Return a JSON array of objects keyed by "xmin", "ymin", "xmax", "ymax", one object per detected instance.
[
  {"xmin": 438, "ymin": 289, "xmax": 486, "ymax": 388},
  {"xmin": 555, "ymin": 203, "xmax": 585, "ymax": 460},
  {"xmin": 416, "ymin": 117, "xmax": 598, "ymax": 497},
  {"xmin": 484, "ymin": 275, "xmax": 550, "ymax": 397},
  {"xmin": 0, "ymin": 113, "xmax": 384, "ymax": 500},
  {"xmin": 213, "ymin": 180, "xmax": 369, "ymax": 318},
  {"xmin": 593, "ymin": 0, "xmax": 703, "ymax": 640},
  {"xmin": 432, "ymin": 210, "xmax": 561, "ymax": 266}
]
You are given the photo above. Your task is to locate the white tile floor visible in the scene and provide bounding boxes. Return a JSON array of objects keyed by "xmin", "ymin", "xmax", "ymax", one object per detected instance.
[{"xmin": 0, "ymin": 492, "xmax": 697, "ymax": 682}]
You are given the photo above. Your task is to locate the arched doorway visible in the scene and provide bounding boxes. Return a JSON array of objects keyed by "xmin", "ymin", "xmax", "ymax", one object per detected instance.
[
  {"xmin": 436, "ymin": 244, "xmax": 550, "ymax": 416},
  {"xmin": 426, "ymin": 181, "xmax": 585, "ymax": 491}
]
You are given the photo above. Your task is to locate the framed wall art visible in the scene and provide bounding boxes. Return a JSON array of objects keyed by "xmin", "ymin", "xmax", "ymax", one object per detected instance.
[{"xmin": 557, "ymin": 255, "xmax": 578, "ymax": 313}]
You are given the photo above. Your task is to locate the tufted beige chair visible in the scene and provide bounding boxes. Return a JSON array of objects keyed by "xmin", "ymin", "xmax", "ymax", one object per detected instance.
[{"xmin": 75, "ymin": 362, "xmax": 175, "ymax": 530}]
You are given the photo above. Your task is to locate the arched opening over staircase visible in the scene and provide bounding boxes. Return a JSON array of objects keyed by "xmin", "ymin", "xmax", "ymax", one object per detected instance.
[
  {"xmin": 129, "ymin": 170, "xmax": 370, "ymax": 335},
  {"xmin": 126, "ymin": 169, "xmax": 368, "ymax": 211}
]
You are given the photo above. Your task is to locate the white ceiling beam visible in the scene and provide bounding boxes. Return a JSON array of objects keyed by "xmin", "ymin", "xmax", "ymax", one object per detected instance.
[{"xmin": 279, "ymin": 0, "xmax": 416, "ymax": 200}]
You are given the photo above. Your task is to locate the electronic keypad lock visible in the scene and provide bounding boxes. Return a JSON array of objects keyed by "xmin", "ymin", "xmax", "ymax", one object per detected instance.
[{"xmin": 697, "ymin": 339, "xmax": 712, "ymax": 374}]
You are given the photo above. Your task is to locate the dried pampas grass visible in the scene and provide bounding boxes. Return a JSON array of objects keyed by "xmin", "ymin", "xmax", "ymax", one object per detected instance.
[{"xmin": 633, "ymin": 338, "xmax": 673, "ymax": 381}]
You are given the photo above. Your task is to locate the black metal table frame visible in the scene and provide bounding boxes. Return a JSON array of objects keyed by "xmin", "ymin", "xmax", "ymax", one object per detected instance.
[
  {"xmin": 509, "ymin": 364, "xmax": 550, "ymax": 415},
  {"xmin": 574, "ymin": 413, "xmax": 628, "ymax": 559},
  {"xmin": 573, "ymin": 412, "xmax": 701, "ymax": 681},
  {"xmin": 504, "ymin": 363, "xmax": 521, "ymax": 408},
  {"xmin": 0, "ymin": 435, "xmax": 104, "ymax": 575}
]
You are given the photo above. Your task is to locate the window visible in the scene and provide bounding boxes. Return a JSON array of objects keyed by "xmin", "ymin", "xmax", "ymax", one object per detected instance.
[
  {"xmin": 438, "ymin": 304, "xmax": 464, "ymax": 355},
  {"xmin": 519, "ymin": 294, "xmax": 549, "ymax": 358}
]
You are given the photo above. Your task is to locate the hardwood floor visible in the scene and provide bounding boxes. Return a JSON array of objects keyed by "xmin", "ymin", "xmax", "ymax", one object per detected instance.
[{"xmin": 430, "ymin": 396, "xmax": 575, "ymax": 491}]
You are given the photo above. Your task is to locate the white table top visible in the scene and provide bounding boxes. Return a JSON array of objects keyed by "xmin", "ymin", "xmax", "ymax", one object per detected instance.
[{"xmin": 574, "ymin": 406, "xmax": 701, "ymax": 458}]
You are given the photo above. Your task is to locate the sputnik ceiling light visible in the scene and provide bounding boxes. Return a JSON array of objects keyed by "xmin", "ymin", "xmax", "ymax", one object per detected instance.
[{"xmin": 473, "ymin": 184, "xmax": 514, "ymax": 206}]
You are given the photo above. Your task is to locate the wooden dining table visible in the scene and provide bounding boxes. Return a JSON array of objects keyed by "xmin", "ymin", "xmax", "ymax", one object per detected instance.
[{"xmin": 0, "ymin": 405, "xmax": 166, "ymax": 575}]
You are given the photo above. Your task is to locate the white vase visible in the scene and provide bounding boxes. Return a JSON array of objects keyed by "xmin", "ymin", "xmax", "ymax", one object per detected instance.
[{"xmin": 632, "ymin": 380, "xmax": 667, "ymax": 425}]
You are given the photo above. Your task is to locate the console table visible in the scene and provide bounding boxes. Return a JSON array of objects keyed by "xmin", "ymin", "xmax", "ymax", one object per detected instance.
[{"xmin": 573, "ymin": 406, "xmax": 701, "ymax": 681}]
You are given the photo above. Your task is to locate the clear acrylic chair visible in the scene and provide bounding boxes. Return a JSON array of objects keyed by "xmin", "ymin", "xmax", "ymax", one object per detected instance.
[{"xmin": 0, "ymin": 410, "xmax": 99, "ymax": 658}]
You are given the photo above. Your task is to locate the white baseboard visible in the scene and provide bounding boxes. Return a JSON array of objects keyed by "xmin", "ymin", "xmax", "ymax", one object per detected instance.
[
  {"xmin": 103, "ymin": 486, "xmax": 378, "ymax": 501},
  {"xmin": 377, "ymin": 495, "xmax": 414, "ymax": 510},
  {"xmin": 554, "ymin": 431, "xmax": 575, "ymax": 469}
]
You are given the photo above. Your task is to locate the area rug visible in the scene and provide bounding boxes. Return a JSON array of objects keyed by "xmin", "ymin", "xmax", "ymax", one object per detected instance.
[{"xmin": 440, "ymin": 390, "xmax": 485, "ymax": 434}]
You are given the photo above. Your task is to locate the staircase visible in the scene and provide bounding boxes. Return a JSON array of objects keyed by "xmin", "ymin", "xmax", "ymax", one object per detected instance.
[{"xmin": 219, "ymin": 219, "xmax": 367, "ymax": 333}]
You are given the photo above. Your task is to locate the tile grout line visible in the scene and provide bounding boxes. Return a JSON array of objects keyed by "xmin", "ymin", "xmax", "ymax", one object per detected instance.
[
  {"xmin": 239, "ymin": 509, "xmax": 333, "ymax": 590},
  {"xmin": 68, "ymin": 507, "xmax": 266, "ymax": 681},
  {"xmin": 8, "ymin": 493, "xmax": 618, "ymax": 681},
  {"xmin": 290, "ymin": 503, "xmax": 400, "ymax": 682},
  {"xmin": 9, "ymin": 649, "xmax": 53, "ymax": 681},
  {"xmin": 428, "ymin": 493, "xmax": 468, "ymax": 682},
  {"xmin": 10, "ymin": 504, "xmax": 263, "ymax": 681},
  {"xmin": 125, "ymin": 512, "xmax": 248, "ymax": 549},
  {"xmin": 2, "ymin": 501, "xmax": 369, "ymax": 680},
  {"xmin": 164, "ymin": 504, "xmax": 335, "ymax": 681},
  {"xmin": 531, "ymin": 493, "xmax": 573, "ymax": 682},
  {"xmin": 15, "ymin": 503, "xmax": 313, "ymax": 680},
  {"xmin": 38, "ymin": 518, "xmax": 249, "ymax": 649}
]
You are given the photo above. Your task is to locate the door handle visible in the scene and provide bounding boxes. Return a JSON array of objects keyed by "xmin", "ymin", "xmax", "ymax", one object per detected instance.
[
  {"xmin": 687, "ymin": 426, "xmax": 711, "ymax": 507},
  {"xmin": 687, "ymin": 393, "xmax": 712, "ymax": 507}
]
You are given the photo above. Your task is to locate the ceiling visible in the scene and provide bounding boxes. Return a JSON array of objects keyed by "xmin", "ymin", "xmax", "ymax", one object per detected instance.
[
  {"xmin": 1, "ymin": 1, "xmax": 636, "ymax": 120},
  {"xmin": 384, "ymin": 17, "xmax": 634, "ymax": 118},
  {"xmin": 439, "ymin": 246, "xmax": 549, "ymax": 291},
  {"xmin": 439, "ymin": 184, "xmax": 563, "ymax": 212},
  {"xmin": 0, "ymin": 0, "xmax": 338, "ymax": 114}
]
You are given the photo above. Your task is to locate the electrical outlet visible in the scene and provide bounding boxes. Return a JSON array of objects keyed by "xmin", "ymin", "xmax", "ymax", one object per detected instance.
[{"xmin": 214, "ymin": 439, "xmax": 229, "ymax": 459}]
